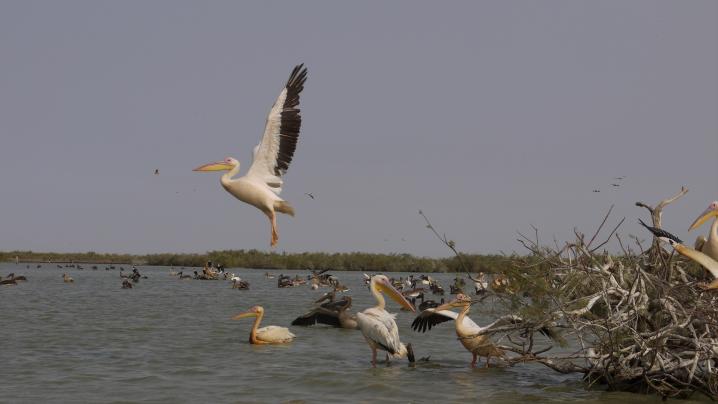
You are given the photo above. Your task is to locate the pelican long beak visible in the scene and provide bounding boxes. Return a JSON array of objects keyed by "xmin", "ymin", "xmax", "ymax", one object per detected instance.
[
  {"xmin": 231, "ymin": 312, "xmax": 257, "ymax": 320},
  {"xmin": 377, "ymin": 279, "xmax": 415, "ymax": 312},
  {"xmin": 673, "ymin": 243, "xmax": 718, "ymax": 279},
  {"xmin": 193, "ymin": 161, "xmax": 233, "ymax": 172},
  {"xmin": 689, "ymin": 207, "xmax": 718, "ymax": 231}
]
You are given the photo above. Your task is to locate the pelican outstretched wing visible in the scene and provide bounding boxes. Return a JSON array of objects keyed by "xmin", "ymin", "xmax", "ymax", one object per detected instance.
[
  {"xmin": 410, "ymin": 309, "xmax": 482, "ymax": 333},
  {"xmin": 246, "ymin": 64, "xmax": 308, "ymax": 195}
]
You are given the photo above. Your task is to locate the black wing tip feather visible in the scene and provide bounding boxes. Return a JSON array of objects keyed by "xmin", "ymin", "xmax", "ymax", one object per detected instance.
[
  {"xmin": 274, "ymin": 64, "xmax": 307, "ymax": 176},
  {"xmin": 286, "ymin": 64, "xmax": 308, "ymax": 91},
  {"xmin": 638, "ymin": 219, "xmax": 682, "ymax": 243}
]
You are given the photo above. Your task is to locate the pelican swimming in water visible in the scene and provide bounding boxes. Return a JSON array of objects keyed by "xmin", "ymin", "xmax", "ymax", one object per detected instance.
[
  {"xmin": 356, "ymin": 275, "xmax": 415, "ymax": 366},
  {"xmin": 411, "ymin": 294, "xmax": 512, "ymax": 367},
  {"xmin": 62, "ymin": 273, "xmax": 74, "ymax": 283},
  {"xmin": 194, "ymin": 64, "xmax": 308, "ymax": 247},
  {"xmin": 689, "ymin": 201, "xmax": 718, "ymax": 263},
  {"xmin": 0, "ymin": 276, "xmax": 17, "ymax": 286},
  {"xmin": 232, "ymin": 306, "xmax": 295, "ymax": 344},
  {"xmin": 640, "ymin": 219, "xmax": 718, "ymax": 288}
]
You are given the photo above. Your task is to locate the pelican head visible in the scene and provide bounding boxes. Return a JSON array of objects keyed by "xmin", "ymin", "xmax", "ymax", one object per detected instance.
[
  {"xmin": 372, "ymin": 275, "xmax": 415, "ymax": 312},
  {"xmin": 689, "ymin": 201, "xmax": 718, "ymax": 231},
  {"xmin": 193, "ymin": 157, "xmax": 239, "ymax": 172},
  {"xmin": 435, "ymin": 293, "xmax": 472, "ymax": 311},
  {"xmin": 232, "ymin": 305, "xmax": 264, "ymax": 320}
]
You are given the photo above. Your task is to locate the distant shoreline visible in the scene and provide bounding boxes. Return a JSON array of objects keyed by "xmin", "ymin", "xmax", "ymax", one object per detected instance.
[{"xmin": 0, "ymin": 249, "xmax": 518, "ymax": 273}]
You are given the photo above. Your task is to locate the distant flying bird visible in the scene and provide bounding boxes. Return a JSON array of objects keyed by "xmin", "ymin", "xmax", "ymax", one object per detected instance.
[
  {"xmin": 614, "ymin": 176, "xmax": 626, "ymax": 180},
  {"xmin": 304, "ymin": 192, "xmax": 315, "ymax": 199},
  {"xmin": 194, "ymin": 64, "xmax": 307, "ymax": 247},
  {"xmin": 611, "ymin": 183, "xmax": 620, "ymax": 187},
  {"xmin": 154, "ymin": 169, "xmax": 159, "ymax": 175}
]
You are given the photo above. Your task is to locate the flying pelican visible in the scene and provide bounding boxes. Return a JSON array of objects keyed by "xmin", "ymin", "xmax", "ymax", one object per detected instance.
[
  {"xmin": 689, "ymin": 201, "xmax": 718, "ymax": 262},
  {"xmin": 639, "ymin": 219, "xmax": 718, "ymax": 288},
  {"xmin": 356, "ymin": 275, "xmax": 415, "ymax": 366},
  {"xmin": 194, "ymin": 64, "xmax": 308, "ymax": 247},
  {"xmin": 232, "ymin": 306, "xmax": 295, "ymax": 344},
  {"xmin": 304, "ymin": 192, "xmax": 315, "ymax": 199}
]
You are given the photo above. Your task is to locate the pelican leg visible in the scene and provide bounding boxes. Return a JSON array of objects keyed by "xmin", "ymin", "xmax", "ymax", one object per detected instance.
[
  {"xmin": 485, "ymin": 353, "xmax": 491, "ymax": 368},
  {"xmin": 470, "ymin": 353, "xmax": 477, "ymax": 368},
  {"xmin": 268, "ymin": 211, "xmax": 279, "ymax": 247},
  {"xmin": 371, "ymin": 347, "xmax": 377, "ymax": 367}
]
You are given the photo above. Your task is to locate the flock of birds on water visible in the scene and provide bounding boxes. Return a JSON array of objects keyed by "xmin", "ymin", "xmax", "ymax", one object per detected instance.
[
  {"xmin": 5, "ymin": 64, "xmax": 718, "ymax": 368},
  {"xmin": 1, "ymin": 259, "xmax": 537, "ymax": 367}
]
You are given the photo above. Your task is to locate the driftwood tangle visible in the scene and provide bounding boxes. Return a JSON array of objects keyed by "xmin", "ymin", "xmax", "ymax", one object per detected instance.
[{"xmin": 424, "ymin": 187, "xmax": 718, "ymax": 399}]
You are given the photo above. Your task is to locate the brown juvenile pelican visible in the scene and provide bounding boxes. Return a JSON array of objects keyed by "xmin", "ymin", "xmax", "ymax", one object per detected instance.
[
  {"xmin": 356, "ymin": 275, "xmax": 415, "ymax": 366},
  {"xmin": 689, "ymin": 201, "xmax": 718, "ymax": 263},
  {"xmin": 0, "ymin": 276, "xmax": 17, "ymax": 286},
  {"xmin": 418, "ymin": 297, "xmax": 444, "ymax": 312},
  {"xmin": 62, "ymin": 273, "xmax": 74, "ymax": 283},
  {"xmin": 232, "ymin": 279, "xmax": 250, "ymax": 289},
  {"xmin": 291, "ymin": 296, "xmax": 358, "ymax": 329},
  {"xmin": 411, "ymin": 294, "xmax": 508, "ymax": 367},
  {"xmin": 194, "ymin": 64, "xmax": 307, "ymax": 247},
  {"xmin": 232, "ymin": 306, "xmax": 295, "ymax": 344}
]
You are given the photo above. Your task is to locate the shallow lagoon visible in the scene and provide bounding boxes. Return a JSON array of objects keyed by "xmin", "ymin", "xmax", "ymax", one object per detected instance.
[{"xmin": 0, "ymin": 263, "xmax": 691, "ymax": 403}]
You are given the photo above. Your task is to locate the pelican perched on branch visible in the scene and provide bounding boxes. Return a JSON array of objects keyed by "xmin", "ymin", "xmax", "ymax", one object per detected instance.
[
  {"xmin": 232, "ymin": 305, "xmax": 295, "ymax": 344},
  {"xmin": 639, "ymin": 219, "xmax": 718, "ymax": 289},
  {"xmin": 689, "ymin": 201, "xmax": 718, "ymax": 262},
  {"xmin": 194, "ymin": 64, "xmax": 308, "ymax": 247},
  {"xmin": 356, "ymin": 275, "xmax": 415, "ymax": 366}
]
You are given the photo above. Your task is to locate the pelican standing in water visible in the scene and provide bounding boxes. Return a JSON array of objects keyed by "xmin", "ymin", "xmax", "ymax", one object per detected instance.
[
  {"xmin": 356, "ymin": 275, "xmax": 416, "ymax": 366},
  {"xmin": 194, "ymin": 64, "xmax": 307, "ymax": 247},
  {"xmin": 232, "ymin": 306, "xmax": 295, "ymax": 344},
  {"xmin": 411, "ymin": 294, "xmax": 515, "ymax": 367},
  {"xmin": 689, "ymin": 201, "xmax": 718, "ymax": 262}
]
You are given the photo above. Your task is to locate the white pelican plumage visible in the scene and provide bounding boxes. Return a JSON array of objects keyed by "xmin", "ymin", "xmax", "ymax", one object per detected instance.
[
  {"xmin": 194, "ymin": 64, "xmax": 307, "ymax": 247},
  {"xmin": 689, "ymin": 201, "xmax": 718, "ymax": 263},
  {"xmin": 232, "ymin": 305, "xmax": 295, "ymax": 344},
  {"xmin": 356, "ymin": 275, "xmax": 415, "ymax": 366}
]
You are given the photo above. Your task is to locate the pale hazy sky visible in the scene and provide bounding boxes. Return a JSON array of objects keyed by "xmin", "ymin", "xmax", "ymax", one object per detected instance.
[{"xmin": 1, "ymin": 1, "xmax": 716, "ymax": 257}]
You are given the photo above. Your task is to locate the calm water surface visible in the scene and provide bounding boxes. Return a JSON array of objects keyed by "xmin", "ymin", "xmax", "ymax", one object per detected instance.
[{"xmin": 0, "ymin": 263, "xmax": 690, "ymax": 403}]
